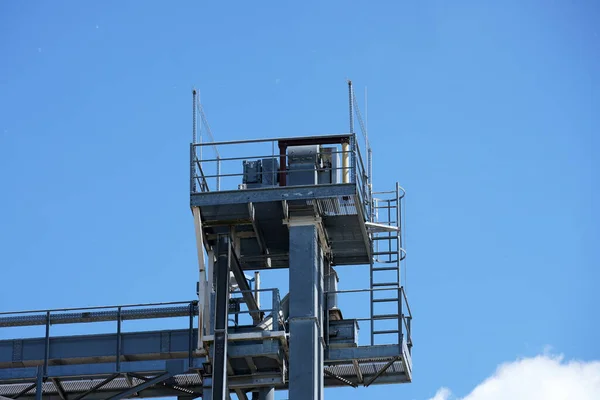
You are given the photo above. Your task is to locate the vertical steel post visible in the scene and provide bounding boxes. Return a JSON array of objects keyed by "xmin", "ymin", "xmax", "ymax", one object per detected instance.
[
  {"xmin": 116, "ymin": 307, "xmax": 122, "ymax": 372},
  {"xmin": 192, "ymin": 90, "xmax": 197, "ymax": 144},
  {"xmin": 399, "ymin": 286, "xmax": 404, "ymax": 347},
  {"xmin": 369, "ymin": 246, "xmax": 375, "ymax": 346},
  {"xmin": 271, "ymin": 140, "xmax": 276, "ymax": 186},
  {"xmin": 351, "ymin": 134, "xmax": 357, "ymax": 184},
  {"xmin": 408, "ymin": 315, "xmax": 412, "ymax": 353},
  {"xmin": 288, "ymin": 222, "xmax": 323, "ymax": 400},
  {"xmin": 211, "ymin": 236, "xmax": 231, "ymax": 400},
  {"xmin": 396, "ymin": 183, "xmax": 402, "ymax": 345},
  {"xmin": 35, "ymin": 365, "xmax": 44, "ymax": 400},
  {"xmin": 348, "ymin": 81, "xmax": 357, "ymax": 185},
  {"xmin": 190, "ymin": 144, "xmax": 196, "ymax": 194},
  {"xmin": 348, "ymin": 80, "xmax": 354, "ymax": 135},
  {"xmin": 191, "ymin": 90, "xmax": 197, "ymax": 194},
  {"xmin": 317, "ymin": 248, "xmax": 324, "ymax": 400},
  {"xmin": 43, "ymin": 311, "xmax": 50, "ymax": 376},
  {"xmin": 216, "ymin": 157, "xmax": 221, "ymax": 191},
  {"xmin": 254, "ymin": 271, "xmax": 261, "ymax": 309},
  {"xmin": 206, "ymin": 250, "xmax": 214, "ymax": 336},
  {"xmin": 189, "ymin": 302, "xmax": 195, "ymax": 367}
]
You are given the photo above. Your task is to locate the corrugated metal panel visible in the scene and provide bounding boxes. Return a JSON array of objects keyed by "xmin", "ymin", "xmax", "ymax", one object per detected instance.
[{"xmin": 325, "ymin": 360, "xmax": 405, "ymax": 378}]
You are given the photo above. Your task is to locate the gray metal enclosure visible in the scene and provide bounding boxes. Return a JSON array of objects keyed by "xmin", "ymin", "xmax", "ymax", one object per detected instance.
[{"xmin": 0, "ymin": 86, "xmax": 412, "ymax": 400}]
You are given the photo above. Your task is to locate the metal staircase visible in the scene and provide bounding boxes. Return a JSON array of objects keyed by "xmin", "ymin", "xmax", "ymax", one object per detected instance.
[{"xmin": 370, "ymin": 183, "xmax": 406, "ymax": 345}]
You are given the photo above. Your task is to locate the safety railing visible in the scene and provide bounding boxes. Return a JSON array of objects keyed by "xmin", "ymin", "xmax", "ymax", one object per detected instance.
[
  {"xmin": 0, "ymin": 301, "xmax": 199, "ymax": 375},
  {"xmin": 190, "ymin": 134, "xmax": 373, "ymax": 221},
  {"xmin": 226, "ymin": 288, "xmax": 283, "ymax": 331},
  {"xmin": 325, "ymin": 287, "xmax": 412, "ymax": 354}
]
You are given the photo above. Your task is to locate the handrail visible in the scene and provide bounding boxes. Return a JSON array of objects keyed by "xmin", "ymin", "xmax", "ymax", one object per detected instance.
[
  {"xmin": 190, "ymin": 133, "xmax": 373, "ymax": 220},
  {"xmin": 400, "ymin": 286, "xmax": 412, "ymax": 318},
  {"xmin": 191, "ymin": 133, "xmax": 353, "ymax": 147},
  {"xmin": 200, "ymin": 165, "xmax": 355, "ymax": 180},
  {"xmin": 0, "ymin": 300, "xmax": 197, "ymax": 316},
  {"xmin": 325, "ymin": 286, "xmax": 412, "ymax": 350}
]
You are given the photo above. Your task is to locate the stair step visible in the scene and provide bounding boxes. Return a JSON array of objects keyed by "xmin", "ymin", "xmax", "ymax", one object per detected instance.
[
  {"xmin": 372, "ymin": 298, "xmax": 399, "ymax": 303},
  {"xmin": 372, "ymin": 282, "xmax": 399, "ymax": 287},
  {"xmin": 372, "ymin": 236, "xmax": 399, "ymax": 241},
  {"xmin": 372, "ymin": 266, "xmax": 398, "ymax": 271},
  {"xmin": 372, "ymin": 314, "xmax": 399, "ymax": 320},
  {"xmin": 373, "ymin": 330, "xmax": 399, "ymax": 335}
]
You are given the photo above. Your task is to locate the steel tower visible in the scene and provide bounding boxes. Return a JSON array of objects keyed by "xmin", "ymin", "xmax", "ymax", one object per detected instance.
[{"xmin": 0, "ymin": 83, "xmax": 412, "ymax": 400}]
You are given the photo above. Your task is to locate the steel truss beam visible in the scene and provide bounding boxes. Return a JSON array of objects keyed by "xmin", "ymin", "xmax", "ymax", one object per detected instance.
[
  {"xmin": 50, "ymin": 378, "xmax": 67, "ymax": 400},
  {"xmin": 72, "ymin": 374, "xmax": 119, "ymax": 400},
  {"xmin": 229, "ymin": 244, "xmax": 261, "ymax": 324},
  {"xmin": 127, "ymin": 373, "xmax": 199, "ymax": 397},
  {"xmin": 106, "ymin": 372, "xmax": 174, "ymax": 400},
  {"xmin": 363, "ymin": 356, "xmax": 401, "ymax": 387},
  {"xmin": 323, "ymin": 370, "xmax": 357, "ymax": 388}
]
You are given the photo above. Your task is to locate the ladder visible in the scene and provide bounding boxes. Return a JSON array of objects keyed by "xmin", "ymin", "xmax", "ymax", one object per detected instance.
[{"xmin": 370, "ymin": 183, "xmax": 405, "ymax": 345}]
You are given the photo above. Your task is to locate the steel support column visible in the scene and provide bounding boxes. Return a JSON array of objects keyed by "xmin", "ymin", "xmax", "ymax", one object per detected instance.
[
  {"xmin": 288, "ymin": 223, "xmax": 323, "ymax": 400},
  {"xmin": 212, "ymin": 236, "xmax": 231, "ymax": 400}
]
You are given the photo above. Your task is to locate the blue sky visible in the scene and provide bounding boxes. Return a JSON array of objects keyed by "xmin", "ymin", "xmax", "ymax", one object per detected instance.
[{"xmin": 0, "ymin": 1, "xmax": 598, "ymax": 399}]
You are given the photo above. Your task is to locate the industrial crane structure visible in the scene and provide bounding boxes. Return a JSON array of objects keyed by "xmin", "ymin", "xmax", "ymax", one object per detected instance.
[{"xmin": 0, "ymin": 82, "xmax": 412, "ymax": 400}]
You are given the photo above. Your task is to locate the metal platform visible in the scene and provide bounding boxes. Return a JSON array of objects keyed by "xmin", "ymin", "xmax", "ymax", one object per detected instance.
[
  {"xmin": 192, "ymin": 183, "xmax": 372, "ymax": 268},
  {"xmin": 0, "ymin": 329, "xmax": 411, "ymax": 399},
  {"xmin": 0, "ymin": 294, "xmax": 412, "ymax": 399}
]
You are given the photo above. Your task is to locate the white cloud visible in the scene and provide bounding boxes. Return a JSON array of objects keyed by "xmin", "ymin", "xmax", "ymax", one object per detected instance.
[
  {"xmin": 430, "ymin": 387, "xmax": 451, "ymax": 400},
  {"xmin": 428, "ymin": 354, "xmax": 600, "ymax": 400}
]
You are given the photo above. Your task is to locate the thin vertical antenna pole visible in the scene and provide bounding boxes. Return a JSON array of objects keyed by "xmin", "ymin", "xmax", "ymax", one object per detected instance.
[
  {"xmin": 191, "ymin": 90, "xmax": 197, "ymax": 194},
  {"xmin": 348, "ymin": 80, "xmax": 356, "ymax": 183},
  {"xmin": 348, "ymin": 80, "xmax": 354, "ymax": 134},
  {"xmin": 192, "ymin": 89, "xmax": 197, "ymax": 144}
]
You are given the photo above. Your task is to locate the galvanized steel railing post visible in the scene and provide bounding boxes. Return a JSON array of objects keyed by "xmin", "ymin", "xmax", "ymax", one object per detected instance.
[
  {"xmin": 189, "ymin": 301, "xmax": 195, "ymax": 368},
  {"xmin": 190, "ymin": 144, "xmax": 196, "ymax": 194},
  {"xmin": 43, "ymin": 311, "xmax": 50, "ymax": 376},
  {"xmin": 116, "ymin": 306, "xmax": 122, "ymax": 372},
  {"xmin": 216, "ymin": 157, "xmax": 221, "ymax": 191},
  {"xmin": 351, "ymin": 134, "xmax": 357, "ymax": 184},
  {"xmin": 398, "ymin": 287, "xmax": 403, "ymax": 347},
  {"xmin": 35, "ymin": 365, "xmax": 44, "ymax": 400}
]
